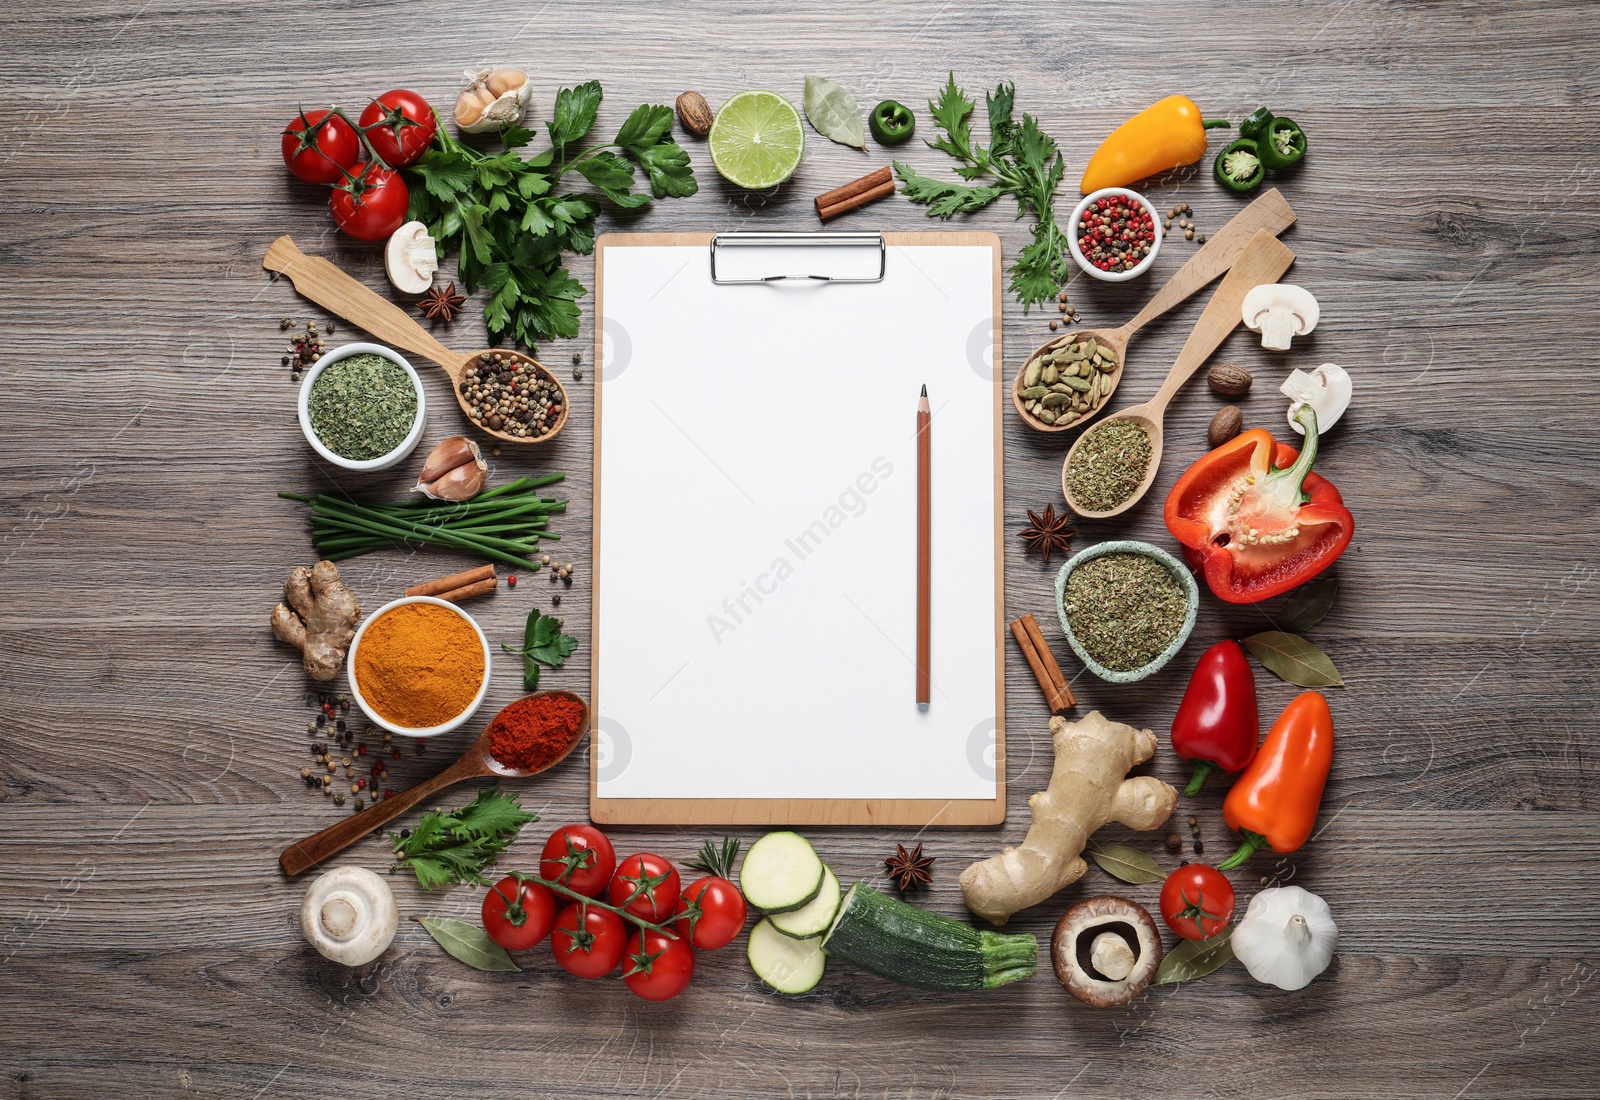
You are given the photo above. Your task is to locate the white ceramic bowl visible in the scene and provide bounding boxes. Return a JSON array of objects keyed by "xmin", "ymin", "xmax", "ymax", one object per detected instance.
[
  {"xmin": 347, "ymin": 596, "xmax": 492, "ymax": 737},
  {"xmin": 297, "ymin": 342, "xmax": 427, "ymax": 471},
  {"xmin": 1066, "ymin": 187, "xmax": 1163, "ymax": 282}
]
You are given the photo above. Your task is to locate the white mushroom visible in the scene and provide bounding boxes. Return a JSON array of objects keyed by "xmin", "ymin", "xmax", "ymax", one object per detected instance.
[
  {"xmin": 301, "ymin": 866, "xmax": 398, "ymax": 966},
  {"xmin": 384, "ymin": 221, "xmax": 438, "ymax": 295},
  {"xmin": 1230, "ymin": 885, "xmax": 1338, "ymax": 990},
  {"xmin": 1282, "ymin": 363, "xmax": 1353, "ymax": 435},
  {"xmin": 1242, "ymin": 284, "xmax": 1320, "ymax": 351},
  {"xmin": 454, "ymin": 68, "xmax": 533, "ymax": 133},
  {"xmin": 1051, "ymin": 895, "xmax": 1163, "ymax": 1007}
]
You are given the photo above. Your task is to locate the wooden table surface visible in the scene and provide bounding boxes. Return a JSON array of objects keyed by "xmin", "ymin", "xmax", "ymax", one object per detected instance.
[{"xmin": 3, "ymin": 2, "xmax": 1597, "ymax": 1097}]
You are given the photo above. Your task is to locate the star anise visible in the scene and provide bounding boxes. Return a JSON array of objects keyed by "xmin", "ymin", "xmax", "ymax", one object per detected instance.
[
  {"xmin": 1018, "ymin": 503, "xmax": 1074, "ymax": 565},
  {"xmin": 417, "ymin": 282, "xmax": 467, "ymax": 324},
  {"xmin": 884, "ymin": 842, "xmax": 934, "ymax": 892}
]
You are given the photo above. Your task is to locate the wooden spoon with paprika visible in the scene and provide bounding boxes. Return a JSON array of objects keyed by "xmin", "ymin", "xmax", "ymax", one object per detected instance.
[{"xmin": 278, "ymin": 690, "xmax": 589, "ymax": 877}]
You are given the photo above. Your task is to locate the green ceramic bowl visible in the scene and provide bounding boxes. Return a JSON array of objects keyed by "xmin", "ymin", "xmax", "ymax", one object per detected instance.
[{"xmin": 1054, "ymin": 540, "xmax": 1199, "ymax": 683}]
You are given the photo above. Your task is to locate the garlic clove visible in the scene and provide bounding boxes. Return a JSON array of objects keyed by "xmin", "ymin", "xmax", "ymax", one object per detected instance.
[
  {"xmin": 455, "ymin": 67, "xmax": 533, "ymax": 133},
  {"xmin": 1282, "ymin": 363, "xmax": 1352, "ymax": 435},
  {"xmin": 416, "ymin": 434, "xmax": 481, "ymax": 484},
  {"xmin": 417, "ymin": 459, "xmax": 488, "ymax": 502},
  {"xmin": 384, "ymin": 221, "xmax": 438, "ymax": 295}
]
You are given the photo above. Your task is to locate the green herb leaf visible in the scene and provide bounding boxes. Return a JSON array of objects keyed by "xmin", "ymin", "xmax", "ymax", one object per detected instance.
[
  {"xmin": 614, "ymin": 103, "xmax": 676, "ymax": 152},
  {"xmin": 574, "ymin": 150, "xmax": 649, "ymax": 207},
  {"xmin": 803, "ymin": 75, "xmax": 866, "ymax": 149},
  {"xmin": 390, "ymin": 787, "xmax": 536, "ymax": 889},
  {"xmin": 684, "ymin": 836, "xmax": 742, "ymax": 880},
  {"xmin": 504, "ymin": 610, "xmax": 580, "ymax": 692},
  {"xmin": 415, "ymin": 917, "xmax": 522, "ymax": 972},
  {"xmin": 1242, "ymin": 631, "xmax": 1345, "ymax": 687},
  {"xmin": 926, "ymin": 72, "xmax": 979, "ymax": 163},
  {"xmin": 1279, "ymin": 575, "xmax": 1338, "ymax": 633},
  {"xmin": 1085, "ymin": 844, "xmax": 1165, "ymax": 885},
  {"xmin": 547, "ymin": 81, "xmax": 603, "ymax": 149},
  {"xmin": 1154, "ymin": 929, "xmax": 1234, "ymax": 985},
  {"xmin": 893, "ymin": 162, "xmax": 1004, "ymax": 216},
  {"xmin": 629, "ymin": 142, "xmax": 698, "ymax": 198}
]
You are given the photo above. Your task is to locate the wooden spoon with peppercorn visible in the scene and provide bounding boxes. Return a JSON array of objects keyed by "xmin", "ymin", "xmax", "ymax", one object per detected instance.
[
  {"xmin": 1013, "ymin": 188, "xmax": 1295, "ymax": 434},
  {"xmin": 263, "ymin": 236, "xmax": 569, "ymax": 446},
  {"xmin": 278, "ymin": 690, "xmax": 589, "ymax": 877},
  {"xmin": 1061, "ymin": 231, "xmax": 1295, "ymax": 520}
]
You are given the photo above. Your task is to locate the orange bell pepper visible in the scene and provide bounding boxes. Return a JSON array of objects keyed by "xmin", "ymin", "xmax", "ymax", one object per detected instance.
[
  {"xmin": 1080, "ymin": 96, "xmax": 1230, "ymax": 194},
  {"xmin": 1217, "ymin": 691, "xmax": 1334, "ymax": 869}
]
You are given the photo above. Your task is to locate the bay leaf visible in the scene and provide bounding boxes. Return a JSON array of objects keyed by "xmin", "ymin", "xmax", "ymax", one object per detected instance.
[
  {"xmin": 1242, "ymin": 630, "xmax": 1344, "ymax": 688},
  {"xmin": 1153, "ymin": 929, "xmax": 1234, "ymax": 985},
  {"xmin": 415, "ymin": 916, "xmax": 520, "ymax": 972},
  {"xmin": 803, "ymin": 76, "xmax": 866, "ymax": 149},
  {"xmin": 1085, "ymin": 844, "xmax": 1164, "ymax": 885},
  {"xmin": 1279, "ymin": 575, "xmax": 1338, "ymax": 633}
]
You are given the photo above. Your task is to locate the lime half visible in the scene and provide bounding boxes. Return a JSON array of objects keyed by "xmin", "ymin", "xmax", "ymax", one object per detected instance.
[{"xmin": 709, "ymin": 90, "xmax": 804, "ymax": 189}]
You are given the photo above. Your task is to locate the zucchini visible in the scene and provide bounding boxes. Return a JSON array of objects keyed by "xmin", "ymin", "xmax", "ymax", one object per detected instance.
[
  {"xmin": 740, "ymin": 831, "xmax": 824, "ymax": 913},
  {"xmin": 769, "ymin": 864, "xmax": 841, "ymax": 939},
  {"xmin": 822, "ymin": 883, "xmax": 1037, "ymax": 991},
  {"xmin": 747, "ymin": 919, "xmax": 826, "ymax": 993}
]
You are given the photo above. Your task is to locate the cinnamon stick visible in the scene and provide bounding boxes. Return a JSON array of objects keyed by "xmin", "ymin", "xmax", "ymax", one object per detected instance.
[
  {"xmin": 433, "ymin": 577, "xmax": 498, "ymax": 603},
  {"xmin": 1010, "ymin": 614, "xmax": 1076, "ymax": 713},
  {"xmin": 815, "ymin": 166, "xmax": 895, "ymax": 221},
  {"xmin": 405, "ymin": 563, "xmax": 496, "ymax": 598}
]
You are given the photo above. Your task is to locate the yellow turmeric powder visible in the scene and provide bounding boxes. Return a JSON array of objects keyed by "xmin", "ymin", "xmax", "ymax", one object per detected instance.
[{"xmin": 354, "ymin": 603, "xmax": 485, "ymax": 728}]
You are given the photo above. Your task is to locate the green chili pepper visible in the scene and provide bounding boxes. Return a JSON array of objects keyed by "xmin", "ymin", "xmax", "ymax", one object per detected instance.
[
  {"xmin": 1258, "ymin": 116, "xmax": 1307, "ymax": 170},
  {"xmin": 869, "ymin": 100, "xmax": 916, "ymax": 145},
  {"xmin": 1213, "ymin": 137, "xmax": 1265, "ymax": 193},
  {"xmin": 1238, "ymin": 107, "xmax": 1274, "ymax": 141}
]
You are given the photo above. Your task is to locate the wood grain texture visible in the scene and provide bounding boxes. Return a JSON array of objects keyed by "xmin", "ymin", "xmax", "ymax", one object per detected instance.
[{"xmin": 1, "ymin": 0, "xmax": 1598, "ymax": 1097}]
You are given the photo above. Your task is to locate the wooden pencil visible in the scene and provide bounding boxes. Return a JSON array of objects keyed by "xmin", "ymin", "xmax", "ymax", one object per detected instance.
[{"xmin": 916, "ymin": 384, "xmax": 931, "ymax": 707}]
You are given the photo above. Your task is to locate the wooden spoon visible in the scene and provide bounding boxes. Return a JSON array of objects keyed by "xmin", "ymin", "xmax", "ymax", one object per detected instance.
[
  {"xmin": 1013, "ymin": 188, "xmax": 1296, "ymax": 432},
  {"xmin": 262, "ymin": 236, "xmax": 568, "ymax": 446},
  {"xmin": 1060, "ymin": 230, "xmax": 1296, "ymax": 519},
  {"xmin": 278, "ymin": 691, "xmax": 590, "ymax": 877}
]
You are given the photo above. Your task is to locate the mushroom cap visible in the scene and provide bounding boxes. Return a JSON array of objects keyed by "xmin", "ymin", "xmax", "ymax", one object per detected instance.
[
  {"xmin": 300, "ymin": 866, "xmax": 398, "ymax": 967},
  {"xmin": 1241, "ymin": 283, "xmax": 1320, "ymax": 334},
  {"xmin": 1282, "ymin": 362, "xmax": 1353, "ymax": 434},
  {"xmin": 1051, "ymin": 895, "xmax": 1164, "ymax": 1007},
  {"xmin": 384, "ymin": 221, "xmax": 438, "ymax": 295}
]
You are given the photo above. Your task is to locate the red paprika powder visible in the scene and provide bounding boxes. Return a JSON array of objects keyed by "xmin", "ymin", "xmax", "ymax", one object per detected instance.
[{"xmin": 487, "ymin": 694, "xmax": 586, "ymax": 771}]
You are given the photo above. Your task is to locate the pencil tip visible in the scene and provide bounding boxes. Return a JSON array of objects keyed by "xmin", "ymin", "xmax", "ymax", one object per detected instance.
[{"xmin": 920, "ymin": 383, "xmax": 927, "ymax": 397}]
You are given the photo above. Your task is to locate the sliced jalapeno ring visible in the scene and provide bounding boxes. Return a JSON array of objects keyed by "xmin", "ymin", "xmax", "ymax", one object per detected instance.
[
  {"xmin": 1213, "ymin": 137, "xmax": 1266, "ymax": 193},
  {"xmin": 869, "ymin": 100, "xmax": 916, "ymax": 146}
]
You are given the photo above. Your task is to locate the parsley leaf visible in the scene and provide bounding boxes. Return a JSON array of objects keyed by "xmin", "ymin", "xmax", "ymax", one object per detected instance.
[
  {"xmin": 501, "ymin": 610, "xmax": 578, "ymax": 691},
  {"xmin": 389, "ymin": 787, "xmax": 537, "ymax": 890},
  {"xmin": 547, "ymin": 80, "xmax": 603, "ymax": 150}
]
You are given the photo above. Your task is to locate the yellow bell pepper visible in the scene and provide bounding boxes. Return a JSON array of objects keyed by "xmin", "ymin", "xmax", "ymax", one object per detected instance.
[{"xmin": 1080, "ymin": 96, "xmax": 1230, "ymax": 194}]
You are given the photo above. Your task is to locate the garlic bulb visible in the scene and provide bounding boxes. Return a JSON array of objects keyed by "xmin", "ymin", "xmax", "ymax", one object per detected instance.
[
  {"xmin": 1230, "ymin": 886, "xmax": 1338, "ymax": 990},
  {"xmin": 1282, "ymin": 363, "xmax": 1352, "ymax": 435},
  {"xmin": 454, "ymin": 68, "xmax": 532, "ymax": 133}
]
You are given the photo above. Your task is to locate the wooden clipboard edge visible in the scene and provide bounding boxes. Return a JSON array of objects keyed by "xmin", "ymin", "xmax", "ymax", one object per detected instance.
[{"xmin": 589, "ymin": 230, "xmax": 1005, "ymax": 828}]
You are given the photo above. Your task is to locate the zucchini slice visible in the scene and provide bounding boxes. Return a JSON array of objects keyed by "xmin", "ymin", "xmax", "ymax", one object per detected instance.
[
  {"xmin": 739, "ymin": 831, "xmax": 824, "ymax": 913},
  {"xmin": 769, "ymin": 864, "xmax": 841, "ymax": 939},
  {"xmin": 747, "ymin": 919, "xmax": 826, "ymax": 994},
  {"xmin": 822, "ymin": 883, "xmax": 1037, "ymax": 991}
]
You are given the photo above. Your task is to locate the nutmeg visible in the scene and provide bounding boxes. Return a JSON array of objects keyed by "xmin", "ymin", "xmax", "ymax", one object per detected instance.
[
  {"xmin": 1208, "ymin": 405, "xmax": 1243, "ymax": 448},
  {"xmin": 1207, "ymin": 363, "xmax": 1253, "ymax": 398},
  {"xmin": 675, "ymin": 91, "xmax": 714, "ymax": 137}
]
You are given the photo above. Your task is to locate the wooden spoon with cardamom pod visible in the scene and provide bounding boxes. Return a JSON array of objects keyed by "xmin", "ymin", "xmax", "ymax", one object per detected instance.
[
  {"xmin": 1061, "ymin": 230, "xmax": 1296, "ymax": 519},
  {"xmin": 1013, "ymin": 188, "xmax": 1295, "ymax": 432},
  {"xmin": 263, "ymin": 235, "xmax": 569, "ymax": 445}
]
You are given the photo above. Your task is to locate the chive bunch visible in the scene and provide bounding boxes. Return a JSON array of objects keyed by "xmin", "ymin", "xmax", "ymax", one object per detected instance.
[{"xmin": 280, "ymin": 475, "xmax": 566, "ymax": 569}]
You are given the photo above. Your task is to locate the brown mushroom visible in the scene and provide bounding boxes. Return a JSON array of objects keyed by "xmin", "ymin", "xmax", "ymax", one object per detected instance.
[{"xmin": 1051, "ymin": 895, "xmax": 1163, "ymax": 1007}]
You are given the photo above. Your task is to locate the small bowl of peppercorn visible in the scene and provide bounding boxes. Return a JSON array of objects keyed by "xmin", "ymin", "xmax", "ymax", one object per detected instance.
[
  {"xmin": 297, "ymin": 342, "xmax": 428, "ymax": 472},
  {"xmin": 1067, "ymin": 188, "xmax": 1163, "ymax": 282}
]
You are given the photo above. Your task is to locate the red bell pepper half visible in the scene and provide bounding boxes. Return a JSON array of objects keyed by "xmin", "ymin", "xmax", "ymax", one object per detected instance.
[
  {"xmin": 1164, "ymin": 406, "xmax": 1353, "ymax": 604},
  {"xmin": 1171, "ymin": 639, "xmax": 1259, "ymax": 796}
]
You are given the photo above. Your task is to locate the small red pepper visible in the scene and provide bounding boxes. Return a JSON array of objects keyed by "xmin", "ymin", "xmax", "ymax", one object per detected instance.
[
  {"xmin": 1170, "ymin": 640, "xmax": 1259, "ymax": 796},
  {"xmin": 1217, "ymin": 691, "xmax": 1334, "ymax": 869},
  {"xmin": 1164, "ymin": 406, "xmax": 1353, "ymax": 604}
]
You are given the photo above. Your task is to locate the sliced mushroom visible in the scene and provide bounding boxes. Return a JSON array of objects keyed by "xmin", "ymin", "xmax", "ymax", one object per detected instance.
[
  {"xmin": 1051, "ymin": 895, "xmax": 1163, "ymax": 1007},
  {"xmin": 384, "ymin": 221, "xmax": 438, "ymax": 295},
  {"xmin": 300, "ymin": 866, "xmax": 398, "ymax": 966},
  {"xmin": 1282, "ymin": 362, "xmax": 1352, "ymax": 435},
  {"xmin": 1242, "ymin": 283, "xmax": 1319, "ymax": 351}
]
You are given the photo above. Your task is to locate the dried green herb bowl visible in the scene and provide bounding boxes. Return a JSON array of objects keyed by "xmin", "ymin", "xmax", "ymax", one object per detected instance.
[
  {"xmin": 1054, "ymin": 540, "xmax": 1199, "ymax": 684},
  {"xmin": 296, "ymin": 342, "xmax": 427, "ymax": 472}
]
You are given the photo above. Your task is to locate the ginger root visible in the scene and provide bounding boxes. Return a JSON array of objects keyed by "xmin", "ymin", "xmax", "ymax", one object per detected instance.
[
  {"xmin": 960, "ymin": 711, "xmax": 1177, "ymax": 926},
  {"xmin": 271, "ymin": 561, "xmax": 360, "ymax": 681}
]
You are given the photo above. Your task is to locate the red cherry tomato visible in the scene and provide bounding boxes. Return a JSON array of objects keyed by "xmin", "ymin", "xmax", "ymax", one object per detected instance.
[
  {"xmin": 1159, "ymin": 864, "xmax": 1236, "ymax": 940},
  {"xmin": 328, "ymin": 162, "xmax": 409, "ymax": 241},
  {"xmin": 540, "ymin": 825, "xmax": 617, "ymax": 898},
  {"xmin": 481, "ymin": 875, "xmax": 555, "ymax": 951},
  {"xmin": 622, "ymin": 928, "xmax": 695, "ymax": 1002},
  {"xmin": 675, "ymin": 876, "xmax": 747, "ymax": 950},
  {"xmin": 358, "ymin": 89, "xmax": 439, "ymax": 168},
  {"xmin": 550, "ymin": 903, "xmax": 626, "ymax": 978},
  {"xmin": 281, "ymin": 109, "xmax": 360, "ymax": 185},
  {"xmin": 608, "ymin": 853, "xmax": 681, "ymax": 922}
]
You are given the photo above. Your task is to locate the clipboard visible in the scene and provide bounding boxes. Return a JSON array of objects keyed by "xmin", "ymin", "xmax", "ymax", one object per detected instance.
[{"xmin": 590, "ymin": 231, "xmax": 1005, "ymax": 826}]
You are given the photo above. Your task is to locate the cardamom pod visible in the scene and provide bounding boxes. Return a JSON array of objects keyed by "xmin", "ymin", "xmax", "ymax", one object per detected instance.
[
  {"xmin": 1097, "ymin": 358, "xmax": 1116, "ymax": 373},
  {"xmin": 1062, "ymin": 375, "xmax": 1090, "ymax": 392},
  {"xmin": 1039, "ymin": 408, "xmax": 1058, "ymax": 425},
  {"xmin": 1020, "ymin": 385, "xmax": 1048, "ymax": 400},
  {"xmin": 1023, "ymin": 360, "xmax": 1043, "ymax": 388},
  {"xmin": 1062, "ymin": 345, "xmax": 1086, "ymax": 362},
  {"xmin": 1042, "ymin": 365, "xmax": 1060, "ymax": 384},
  {"xmin": 1041, "ymin": 392, "xmax": 1070, "ymax": 408},
  {"xmin": 1051, "ymin": 382, "xmax": 1071, "ymax": 394},
  {"xmin": 1088, "ymin": 373, "xmax": 1101, "ymax": 402},
  {"xmin": 1078, "ymin": 361, "xmax": 1093, "ymax": 379},
  {"xmin": 1084, "ymin": 338, "xmax": 1099, "ymax": 359}
]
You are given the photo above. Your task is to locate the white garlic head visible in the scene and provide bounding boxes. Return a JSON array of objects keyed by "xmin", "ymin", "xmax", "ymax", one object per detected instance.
[{"xmin": 455, "ymin": 68, "xmax": 532, "ymax": 133}]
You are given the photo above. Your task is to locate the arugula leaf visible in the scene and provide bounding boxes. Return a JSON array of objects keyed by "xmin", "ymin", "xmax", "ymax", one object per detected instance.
[
  {"xmin": 547, "ymin": 80, "xmax": 603, "ymax": 150},
  {"xmin": 893, "ymin": 163, "xmax": 1004, "ymax": 217},
  {"xmin": 389, "ymin": 787, "xmax": 537, "ymax": 890}
]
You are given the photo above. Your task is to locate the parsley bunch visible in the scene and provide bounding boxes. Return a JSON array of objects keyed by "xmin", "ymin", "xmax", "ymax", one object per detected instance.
[
  {"xmin": 389, "ymin": 786, "xmax": 537, "ymax": 890},
  {"xmin": 406, "ymin": 81, "xmax": 697, "ymax": 349},
  {"xmin": 893, "ymin": 75, "xmax": 1070, "ymax": 310}
]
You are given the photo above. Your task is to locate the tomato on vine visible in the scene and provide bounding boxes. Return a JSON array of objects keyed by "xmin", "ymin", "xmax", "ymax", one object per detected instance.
[
  {"xmin": 1159, "ymin": 864, "xmax": 1236, "ymax": 940},
  {"xmin": 481, "ymin": 874, "xmax": 555, "ymax": 951},
  {"xmin": 675, "ymin": 876, "xmax": 747, "ymax": 950},
  {"xmin": 540, "ymin": 824, "xmax": 617, "ymax": 898},
  {"xmin": 622, "ymin": 928, "xmax": 695, "ymax": 1001},
  {"xmin": 328, "ymin": 162, "xmax": 408, "ymax": 241},
  {"xmin": 281, "ymin": 109, "xmax": 360, "ymax": 185},
  {"xmin": 609, "ymin": 853, "xmax": 681, "ymax": 922},
  {"xmin": 550, "ymin": 903, "xmax": 626, "ymax": 978},
  {"xmin": 358, "ymin": 89, "xmax": 438, "ymax": 168}
]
